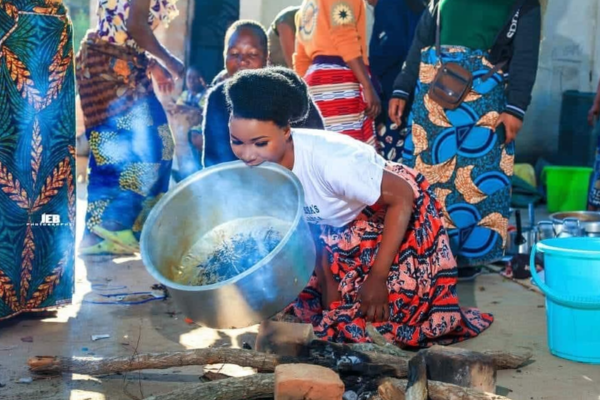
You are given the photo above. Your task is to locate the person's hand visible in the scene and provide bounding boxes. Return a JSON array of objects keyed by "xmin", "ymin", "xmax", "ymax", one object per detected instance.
[
  {"xmin": 165, "ymin": 55, "xmax": 185, "ymax": 80},
  {"xmin": 364, "ymin": 85, "xmax": 382, "ymax": 119},
  {"xmin": 151, "ymin": 62, "xmax": 175, "ymax": 94},
  {"xmin": 320, "ymin": 278, "xmax": 341, "ymax": 310},
  {"xmin": 357, "ymin": 274, "xmax": 389, "ymax": 323},
  {"xmin": 495, "ymin": 112, "xmax": 523, "ymax": 144},
  {"xmin": 388, "ymin": 98, "xmax": 406, "ymax": 127},
  {"xmin": 588, "ymin": 102, "xmax": 600, "ymax": 126}
]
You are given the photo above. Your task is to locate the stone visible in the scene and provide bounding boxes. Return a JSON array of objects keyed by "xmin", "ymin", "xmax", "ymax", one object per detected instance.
[
  {"xmin": 275, "ymin": 364, "xmax": 345, "ymax": 400},
  {"xmin": 421, "ymin": 345, "xmax": 497, "ymax": 393},
  {"xmin": 255, "ymin": 321, "xmax": 315, "ymax": 357}
]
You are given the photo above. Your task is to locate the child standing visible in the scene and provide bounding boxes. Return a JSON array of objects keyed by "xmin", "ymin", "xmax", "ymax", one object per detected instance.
[{"xmin": 294, "ymin": 0, "xmax": 381, "ymax": 148}]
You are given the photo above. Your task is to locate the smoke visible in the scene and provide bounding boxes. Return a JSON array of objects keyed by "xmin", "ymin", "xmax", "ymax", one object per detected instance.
[{"xmin": 145, "ymin": 161, "xmax": 307, "ymax": 284}]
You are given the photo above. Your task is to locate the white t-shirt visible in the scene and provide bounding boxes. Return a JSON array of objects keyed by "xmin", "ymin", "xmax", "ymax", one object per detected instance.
[{"xmin": 291, "ymin": 129, "xmax": 386, "ymax": 227}]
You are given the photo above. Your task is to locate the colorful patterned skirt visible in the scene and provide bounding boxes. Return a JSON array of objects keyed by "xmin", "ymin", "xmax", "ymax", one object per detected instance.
[
  {"xmin": 402, "ymin": 46, "xmax": 514, "ymax": 267},
  {"xmin": 76, "ymin": 34, "xmax": 174, "ymax": 240},
  {"xmin": 287, "ymin": 163, "xmax": 493, "ymax": 348},
  {"xmin": 0, "ymin": 1, "xmax": 76, "ymax": 320},
  {"xmin": 304, "ymin": 56, "xmax": 376, "ymax": 147}
]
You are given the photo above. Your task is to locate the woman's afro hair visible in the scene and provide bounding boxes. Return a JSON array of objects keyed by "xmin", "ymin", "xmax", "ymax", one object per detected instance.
[{"xmin": 224, "ymin": 67, "xmax": 310, "ymax": 128}]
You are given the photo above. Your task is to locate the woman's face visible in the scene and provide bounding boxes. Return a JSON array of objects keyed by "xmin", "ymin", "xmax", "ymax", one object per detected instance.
[
  {"xmin": 225, "ymin": 28, "xmax": 267, "ymax": 77},
  {"xmin": 229, "ymin": 118, "xmax": 291, "ymax": 168},
  {"xmin": 186, "ymin": 69, "xmax": 205, "ymax": 93}
]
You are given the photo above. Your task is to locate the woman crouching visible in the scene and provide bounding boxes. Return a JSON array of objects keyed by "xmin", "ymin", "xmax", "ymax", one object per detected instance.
[{"xmin": 225, "ymin": 67, "xmax": 493, "ymax": 347}]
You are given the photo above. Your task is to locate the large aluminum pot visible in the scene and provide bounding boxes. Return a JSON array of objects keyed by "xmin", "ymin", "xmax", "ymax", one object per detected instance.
[
  {"xmin": 550, "ymin": 211, "xmax": 600, "ymax": 238},
  {"xmin": 140, "ymin": 161, "xmax": 316, "ymax": 329}
]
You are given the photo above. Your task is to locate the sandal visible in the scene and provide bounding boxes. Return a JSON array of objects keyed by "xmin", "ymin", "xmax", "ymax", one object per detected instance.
[{"xmin": 91, "ymin": 226, "xmax": 140, "ymax": 253}]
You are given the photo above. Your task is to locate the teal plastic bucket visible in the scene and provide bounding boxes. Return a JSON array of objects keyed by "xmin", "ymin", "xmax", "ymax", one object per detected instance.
[{"xmin": 530, "ymin": 238, "xmax": 600, "ymax": 364}]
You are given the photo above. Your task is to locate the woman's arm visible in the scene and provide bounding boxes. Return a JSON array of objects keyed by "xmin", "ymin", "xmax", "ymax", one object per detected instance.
[
  {"xmin": 126, "ymin": 0, "xmax": 184, "ymax": 78},
  {"xmin": 370, "ymin": 171, "xmax": 414, "ymax": 278},
  {"xmin": 390, "ymin": 3, "xmax": 435, "ymax": 101},
  {"xmin": 504, "ymin": 6, "xmax": 542, "ymax": 123},
  {"xmin": 293, "ymin": 36, "xmax": 311, "ymax": 77},
  {"xmin": 389, "ymin": 2, "xmax": 436, "ymax": 125},
  {"xmin": 358, "ymin": 169, "xmax": 414, "ymax": 322},
  {"xmin": 346, "ymin": 57, "xmax": 381, "ymax": 119},
  {"xmin": 496, "ymin": 5, "xmax": 542, "ymax": 143},
  {"xmin": 327, "ymin": 0, "xmax": 380, "ymax": 118}
]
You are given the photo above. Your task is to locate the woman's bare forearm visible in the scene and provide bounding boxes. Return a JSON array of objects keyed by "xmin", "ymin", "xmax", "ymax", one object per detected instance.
[
  {"xmin": 370, "ymin": 171, "xmax": 414, "ymax": 279},
  {"xmin": 346, "ymin": 57, "xmax": 374, "ymax": 90},
  {"xmin": 126, "ymin": 0, "xmax": 174, "ymax": 64}
]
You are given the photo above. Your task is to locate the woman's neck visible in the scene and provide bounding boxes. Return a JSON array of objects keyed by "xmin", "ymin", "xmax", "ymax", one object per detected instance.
[{"xmin": 279, "ymin": 136, "xmax": 295, "ymax": 171}]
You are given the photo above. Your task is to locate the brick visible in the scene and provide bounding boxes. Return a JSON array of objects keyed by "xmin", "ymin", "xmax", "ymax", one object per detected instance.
[
  {"xmin": 422, "ymin": 345, "xmax": 497, "ymax": 393},
  {"xmin": 255, "ymin": 321, "xmax": 315, "ymax": 357},
  {"xmin": 275, "ymin": 364, "xmax": 345, "ymax": 400}
]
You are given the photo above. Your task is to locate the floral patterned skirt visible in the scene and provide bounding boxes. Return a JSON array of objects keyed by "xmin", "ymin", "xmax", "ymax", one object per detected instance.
[
  {"xmin": 287, "ymin": 163, "xmax": 493, "ymax": 348},
  {"xmin": 76, "ymin": 35, "xmax": 174, "ymax": 238}
]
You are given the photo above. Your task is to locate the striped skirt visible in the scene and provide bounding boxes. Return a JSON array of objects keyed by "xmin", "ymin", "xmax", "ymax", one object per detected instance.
[
  {"xmin": 286, "ymin": 163, "xmax": 493, "ymax": 347},
  {"xmin": 304, "ymin": 56, "xmax": 376, "ymax": 147}
]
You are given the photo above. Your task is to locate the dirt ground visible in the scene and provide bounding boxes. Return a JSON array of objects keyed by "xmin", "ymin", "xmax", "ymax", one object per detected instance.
[{"xmin": 0, "ymin": 158, "xmax": 598, "ymax": 400}]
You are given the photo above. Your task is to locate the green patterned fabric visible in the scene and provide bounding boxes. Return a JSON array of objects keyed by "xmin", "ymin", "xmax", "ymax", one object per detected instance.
[{"xmin": 0, "ymin": 1, "xmax": 75, "ymax": 320}]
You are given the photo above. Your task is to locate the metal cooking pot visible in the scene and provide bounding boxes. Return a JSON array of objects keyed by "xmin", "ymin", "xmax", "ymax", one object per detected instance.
[
  {"xmin": 550, "ymin": 211, "xmax": 600, "ymax": 238},
  {"xmin": 140, "ymin": 161, "xmax": 316, "ymax": 329}
]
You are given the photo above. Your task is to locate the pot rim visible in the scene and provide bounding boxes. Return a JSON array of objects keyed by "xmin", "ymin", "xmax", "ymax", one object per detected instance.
[
  {"xmin": 550, "ymin": 211, "xmax": 600, "ymax": 222},
  {"xmin": 550, "ymin": 211, "xmax": 600, "ymax": 233},
  {"xmin": 140, "ymin": 160, "xmax": 306, "ymax": 292}
]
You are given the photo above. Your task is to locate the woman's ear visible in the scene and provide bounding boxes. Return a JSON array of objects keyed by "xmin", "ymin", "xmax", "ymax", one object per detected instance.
[{"xmin": 283, "ymin": 125, "xmax": 292, "ymax": 141}]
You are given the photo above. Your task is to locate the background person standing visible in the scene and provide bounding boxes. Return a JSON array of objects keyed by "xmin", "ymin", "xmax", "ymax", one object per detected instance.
[{"xmin": 267, "ymin": 6, "xmax": 300, "ymax": 68}]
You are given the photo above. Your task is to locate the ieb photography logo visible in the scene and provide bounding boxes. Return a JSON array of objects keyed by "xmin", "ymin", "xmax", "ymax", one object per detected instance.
[
  {"xmin": 27, "ymin": 214, "xmax": 70, "ymax": 227},
  {"xmin": 42, "ymin": 214, "xmax": 61, "ymax": 225}
]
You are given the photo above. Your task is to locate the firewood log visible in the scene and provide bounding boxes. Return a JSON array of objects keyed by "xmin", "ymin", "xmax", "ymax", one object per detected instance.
[
  {"xmin": 144, "ymin": 373, "xmax": 274, "ymax": 400},
  {"xmin": 28, "ymin": 349, "xmax": 295, "ymax": 376},
  {"xmin": 378, "ymin": 378, "xmax": 514, "ymax": 400}
]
